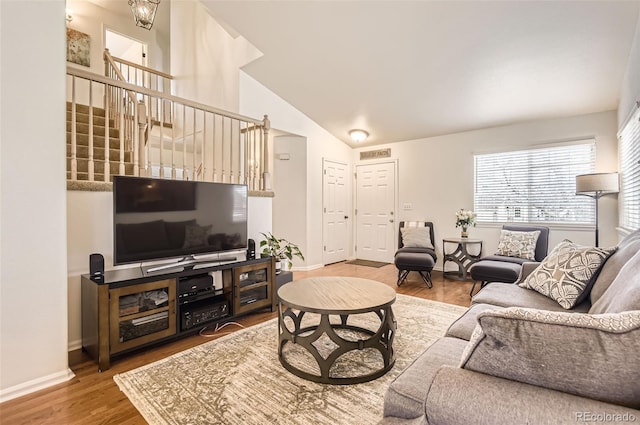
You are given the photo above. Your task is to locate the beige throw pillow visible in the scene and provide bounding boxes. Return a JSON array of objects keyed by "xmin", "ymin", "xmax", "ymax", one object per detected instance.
[
  {"xmin": 400, "ymin": 227, "xmax": 434, "ymax": 249},
  {"xmin": 519, "ymin": 240, "xmax": 616, "ymax": 309},
  {"xmin": 460, "ymin": 308, "xmax": 640, "ymax": 409},
  {"xmin": 494, "ymin": 230, "xmax": 540, "ymax": 260}
]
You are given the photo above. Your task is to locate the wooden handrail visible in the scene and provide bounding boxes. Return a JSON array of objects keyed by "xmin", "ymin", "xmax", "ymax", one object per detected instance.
[
  {"xmin": 106, "ymin": 51, "xmax": 174, "ymax": 81},
  {"xmin": 68, "ymin": 67, "xmax": 264, "ymax": 125},
  {"xmin": 103, "ymin": 50, "xmax": 139, "ymax": 106}
]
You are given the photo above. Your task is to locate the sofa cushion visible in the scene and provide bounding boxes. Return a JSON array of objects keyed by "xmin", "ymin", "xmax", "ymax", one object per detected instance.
[
  {"xmin": 383, "ymin": 337, "xmax": 467, "ymax": 420},
  {"xmin": 495, "ymin": 230, "xmax": 540, "ymax": 260},
  {"xmin": 519, "ymin": 240, "xmax": 616, "ymax": 309},
  {"xmin": 472, "ymin": 282, "xmax": 591, "ymax": 312},
  {"xmin": 400, "ymin": 227, "xmax": 434, "ymax": 250},
  {"xmin": 460, "ymin": 308, "xmax": 640, "ymax": 409},
  {"xmin": 590, "ymin": 250, "xmax": 640, "ymax": 314},
  {"xmin": 445, "ymin": 303, "xmax": 503, "ymax": 341},
  {"xmin": 590, "ymin": 231, "xmax": 640, "ymax": 305}
]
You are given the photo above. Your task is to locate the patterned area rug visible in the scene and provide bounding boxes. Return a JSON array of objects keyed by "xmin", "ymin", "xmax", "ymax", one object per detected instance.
[{"xmin": 114, "ymin": 294, "xmax": 466, "ymax": 425}]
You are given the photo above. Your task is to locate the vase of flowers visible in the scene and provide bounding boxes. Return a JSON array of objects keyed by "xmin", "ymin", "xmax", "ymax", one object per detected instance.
[{"xmin": 455, "ymin": 209, "xmax": 476, "ymax": 238}]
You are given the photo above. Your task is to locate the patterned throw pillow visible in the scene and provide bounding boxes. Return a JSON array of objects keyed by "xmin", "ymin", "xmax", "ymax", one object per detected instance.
[
  {"xmin": 401, "ymin": 227, "xmax": 434, "ymax": 249},
  {"xmin": 494, "ymin": 230, "xmax": 540, "ymax": 260},
  {"xmin": 519, "ymin": 240, "xmax": 616, "ymax": 309},
  {"xmin": 460, "ymin": 308, "xmax": 640, "ymax": 408}
]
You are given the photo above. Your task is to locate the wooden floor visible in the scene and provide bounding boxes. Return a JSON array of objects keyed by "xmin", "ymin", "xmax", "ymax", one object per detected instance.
[{"xmin": 0, "ymin": 262, "xmax": 472, "ymax": 425}]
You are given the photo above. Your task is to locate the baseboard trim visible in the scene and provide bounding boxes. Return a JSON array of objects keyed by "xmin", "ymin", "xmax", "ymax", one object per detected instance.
[
  {"xmin": 0, "ymin": 368, "xmax": 75, "ymax": 403},
  {"xmin": 291, "ymin": 263, "xmax": 323, "ymax": 272},
  {"xmin": 68, "ymin": 339, "xmax": 82, "ymax": 351}
]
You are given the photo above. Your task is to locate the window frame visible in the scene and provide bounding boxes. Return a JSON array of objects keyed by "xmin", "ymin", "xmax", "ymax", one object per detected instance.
[
  {"xmin": 473, "ymin": 140, "xmax": 597, "ymax": 228},
  {"xmin": 618, "ymin": 104, "xmax": 640, "ymax": 232}
]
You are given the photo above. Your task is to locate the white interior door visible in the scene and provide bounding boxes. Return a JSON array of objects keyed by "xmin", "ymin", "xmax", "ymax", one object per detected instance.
[
  {"xmin": 323, "ymin": 159, "xmax": 349, "ymax": 264},
  {"xmin": 355, "ymin": 161, "xmax": 396, "ymax": 262}
]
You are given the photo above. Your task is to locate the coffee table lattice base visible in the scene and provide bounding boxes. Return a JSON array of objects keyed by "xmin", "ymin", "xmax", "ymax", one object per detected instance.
[{"xmin": 278, "ymin": 305, "xmax": 396, "ymax": 385}]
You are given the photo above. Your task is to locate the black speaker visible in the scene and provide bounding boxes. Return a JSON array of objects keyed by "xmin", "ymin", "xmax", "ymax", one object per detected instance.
[
  {"xmin": 247, "ymin": 239, "xmax": 256, "ymax": 260},
  {"xmin": 90, "ymin": 253, "xmax": 104, "ymax": 277}
]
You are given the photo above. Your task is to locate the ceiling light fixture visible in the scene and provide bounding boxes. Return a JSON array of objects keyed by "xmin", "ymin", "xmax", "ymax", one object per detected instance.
[
  {"xmin": 349, "ymin": 129, "xmax": 369, "ymax": 143},
  {"xmin": 128, "ymin": 0, "xmax": 160, "ymax": 30}
]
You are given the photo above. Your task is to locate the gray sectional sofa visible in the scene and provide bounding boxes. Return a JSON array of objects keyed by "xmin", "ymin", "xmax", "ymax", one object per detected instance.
[{"xmin": 380, "ymin": 229, "xmax": 640, "ymax": 425}]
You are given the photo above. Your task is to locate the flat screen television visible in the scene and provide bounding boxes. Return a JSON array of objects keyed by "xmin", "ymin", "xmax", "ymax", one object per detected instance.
[{"xmin": 113, "ymin": 176, "xmax": 248, "ymax": 269}]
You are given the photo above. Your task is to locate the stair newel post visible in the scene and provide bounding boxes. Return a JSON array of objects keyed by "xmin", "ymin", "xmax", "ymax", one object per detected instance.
[
  {"xmin": 262, "ymin": 114, "xmax": 271, "ymax": 191},
  {"xmin": 221, "ymin": 117, "xmax": 226, "ymax": 183},
  {"xmin": 118, "ymin": 91, "xmax": 125, "ymax": 176},
  {"xmin": 240, "ymin": 122, "xmax": 249, "ymax": 186},
  {"xmin": 212, "ymin": 113, "xmax": 217, "ymax": 182},
  {"xmin": 202, "ymin": 110, "xmax": 207, "ymax": 181},
  {"xmin": 171, "ymin": 101, "xmax": 176, "ymax": 180},
  {"xmin": 136, "ymin": 100, "xmax": 147, "ymax": 177},
  {"xmin": 182, "ymin": 105, "xmax": 187, "ymax": 180},
  {"xmin": 192, "ymin": 108, "xmax": 197, "ymax": 181},
  {"xmin": 158, "ymin": 98, "xmax": 165, "ymax": 179},
  {"xmin": 104, "ymin": 82, "xmax": 110, "ymax": 182},
  {"xmin": 229, "ymin": 118, "xmax": 235, "ymax": 183},
  {"xmin": 88, "ymin": 82, "xmax": 95, "ymax": 181},
  {"xmin": 71, "ymin": 76, "xmax": 78, "ymax": 181}
]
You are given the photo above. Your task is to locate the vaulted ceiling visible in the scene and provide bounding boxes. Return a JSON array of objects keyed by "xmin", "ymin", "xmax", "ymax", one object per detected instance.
[{"xmin": 203, "ymin": 1, "xmax": 640, "ymax": 147}]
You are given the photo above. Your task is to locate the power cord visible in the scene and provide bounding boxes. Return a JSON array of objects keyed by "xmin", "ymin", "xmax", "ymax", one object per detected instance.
[{"xmin": 199, "ymin": 321, "xmax": 245, "ymax": 338}]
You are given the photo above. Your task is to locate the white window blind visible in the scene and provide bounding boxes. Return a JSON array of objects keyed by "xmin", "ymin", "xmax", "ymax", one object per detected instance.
[
  {"xmin": 474, "ymin": 142, "xmax": 596, "ymax": 225},
  {"xmin": 619, "ymin": 106, "xmax": 640, "ymax": 230}
]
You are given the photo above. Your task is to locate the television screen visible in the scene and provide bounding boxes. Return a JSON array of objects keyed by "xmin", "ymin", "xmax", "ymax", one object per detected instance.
[{"xmin": 113, "ymin": 176, "xmax": 248, "ymax": 266}]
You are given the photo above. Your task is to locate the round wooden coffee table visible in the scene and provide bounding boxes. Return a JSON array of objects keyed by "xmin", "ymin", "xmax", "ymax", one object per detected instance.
[{"xmin": 277, "ymin": 276, "xmax": 396, "ymax": 384}]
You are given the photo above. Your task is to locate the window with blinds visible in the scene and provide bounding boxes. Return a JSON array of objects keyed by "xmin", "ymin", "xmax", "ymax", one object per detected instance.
[
  {"xmin": 474, "ymin": 142, "xmax": 596, "ymax": 225},
  {"xmin": 619, "ymin": 106, "xmax": 640, "ymax": 230}
]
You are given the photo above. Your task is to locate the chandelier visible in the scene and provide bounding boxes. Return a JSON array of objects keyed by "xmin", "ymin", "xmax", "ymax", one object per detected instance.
[{"xmin": 128, "ymin": 0, "xmax": 160, "ymax": 30}]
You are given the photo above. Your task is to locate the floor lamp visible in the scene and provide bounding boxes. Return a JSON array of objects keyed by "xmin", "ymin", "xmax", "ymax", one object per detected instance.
[{"xmin": 576, "ymin": 172, "xmax": 619, "ymax": 247}]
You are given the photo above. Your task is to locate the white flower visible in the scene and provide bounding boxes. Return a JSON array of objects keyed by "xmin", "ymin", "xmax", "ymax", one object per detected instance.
[{"xmin": 455, "ymin": 208, "xmax": 476, "ymax": 228}]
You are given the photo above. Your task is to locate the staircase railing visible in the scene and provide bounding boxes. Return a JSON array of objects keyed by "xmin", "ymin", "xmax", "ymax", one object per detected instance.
[
  {"xmin": 104, "ymin": 49, "xmax": 173, "ymax": 130},
  {"xmin": 66, "ymin": 66, "xmax": 271, "ymax": 191}
]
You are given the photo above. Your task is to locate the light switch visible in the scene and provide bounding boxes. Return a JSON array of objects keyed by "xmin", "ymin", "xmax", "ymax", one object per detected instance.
[{"xmin": 403, "ymin": 203, "xmax": 412, "ymax": 210}]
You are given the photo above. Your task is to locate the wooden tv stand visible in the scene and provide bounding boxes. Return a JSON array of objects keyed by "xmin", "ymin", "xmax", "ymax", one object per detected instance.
[{"xmin": 81, "ymin": 257, "xmax": 276, "ymax": 371}]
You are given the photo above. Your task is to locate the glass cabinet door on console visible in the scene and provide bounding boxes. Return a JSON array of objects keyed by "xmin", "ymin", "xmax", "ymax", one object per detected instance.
[
  {"xmin": 234, "ymin": 261, "xmax": 273, "ymax": 315},
  {"xmin": 109, "ymin": 279, "xmax": 177, "ymax": 354}
]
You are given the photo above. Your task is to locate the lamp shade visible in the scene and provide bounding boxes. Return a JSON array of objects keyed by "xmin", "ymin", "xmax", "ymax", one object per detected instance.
[{"xmin": 576, "ymin": 172, "xmax": 619, "ymax": 195}]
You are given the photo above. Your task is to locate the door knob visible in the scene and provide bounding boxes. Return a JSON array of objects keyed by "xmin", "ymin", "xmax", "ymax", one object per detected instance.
[
  {"xmin": 389, "ymin": 219, "xmax": 394, "ymax": 223},
  {"xmin": 344, "ymin": 215, "xmax": 349, "ymax": 219}
]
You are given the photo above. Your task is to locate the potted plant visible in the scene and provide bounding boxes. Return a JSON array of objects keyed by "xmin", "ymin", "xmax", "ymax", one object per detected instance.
[{"xmin": 259, "ymin": 232, "xmax": 305, "ymax": 273}]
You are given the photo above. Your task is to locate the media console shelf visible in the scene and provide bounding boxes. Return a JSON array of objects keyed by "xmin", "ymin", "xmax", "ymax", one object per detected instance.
[{"xmin": 81, "ymin": 257, "xmax": 276, "ymax": 371}]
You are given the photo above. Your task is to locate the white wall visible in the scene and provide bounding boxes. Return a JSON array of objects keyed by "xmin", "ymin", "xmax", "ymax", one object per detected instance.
[
  {"xmin": 239, "ymin": 73, "xmax": 354, "ymax": 269},
  {"xmin": 272, "ymin": 136, "xmax": 308, "ymax": 266},
  {"xmin": 65, "ymin": 0, "xmax": 168, "ymax": 76},
  {"xmin": 170, "ymin": 0, "xmax": 261, "ymax": 112},
  {"xmin": 0, "ymin": 0, "xmax": 73, "ymax": 401},
  {"xmin": 354, "ymin": 111, "xmax": 620, "ymax": 270},
  {"xmin": 619, "ymin": 10, "xmax": 640, "ymax": 128}
]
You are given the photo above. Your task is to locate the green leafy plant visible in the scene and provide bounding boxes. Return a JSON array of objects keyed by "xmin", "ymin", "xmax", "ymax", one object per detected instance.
[{"xmin": 260, "ymin": 232, "xmax": 305, "ymax": 269}]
